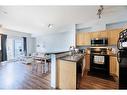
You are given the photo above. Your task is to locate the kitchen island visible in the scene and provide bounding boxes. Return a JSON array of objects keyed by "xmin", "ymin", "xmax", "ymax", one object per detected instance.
[{"xmin": 56, "ymin": 53, "xmax": 85, "ymax": 89}]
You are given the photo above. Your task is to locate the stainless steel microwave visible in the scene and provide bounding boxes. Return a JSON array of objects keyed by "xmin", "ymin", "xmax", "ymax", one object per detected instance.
[{"xmin": 91, "ymin": 38, "xmax": 108, "ymax": 46}]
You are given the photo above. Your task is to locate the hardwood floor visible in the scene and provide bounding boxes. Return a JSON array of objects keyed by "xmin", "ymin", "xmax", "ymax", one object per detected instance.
[
  {"xmin": 0, "ymin": 62, "xmax": 51, "ymax": 89},
  {"xmin": 79, "ymin": 70, "xmax": 118, "ymax": 89},
  {"xmin": 0, "ymin": 61, "xmax": 118, "ymax": 90}
]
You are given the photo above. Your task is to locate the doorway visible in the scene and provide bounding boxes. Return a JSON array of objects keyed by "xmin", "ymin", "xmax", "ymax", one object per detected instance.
[
  {"xmin": 7, "ymin": 37, "xmax": 24, "ymax": 61},
  {"xmin": 14, "ymin": 38, "xmax": 24, "ymax": 60}
]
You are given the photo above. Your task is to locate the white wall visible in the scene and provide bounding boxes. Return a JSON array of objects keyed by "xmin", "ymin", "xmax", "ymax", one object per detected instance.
[
  {"xmin": 0, "ymin": 28, "xmax": 31, "ymax": 37},
  {"xmin": 29, "ymin": 37, "xmax": 36, "ymax": 54},
  {"xmin": 76, "ymin": 7, "xmax": 127, "ymax": 32},
  {"xmin": 0, "ymin": 28, "xmax": 36, "ymax": 55},
  {"xmin": 36, "ymin": 25, "xmax": 75, "ymax": 53}
]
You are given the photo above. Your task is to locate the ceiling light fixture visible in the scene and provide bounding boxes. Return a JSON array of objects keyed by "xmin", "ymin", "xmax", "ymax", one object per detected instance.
[
  {"xmin": 97, "ymin": 5, "xmax": 104, "ymax": 19},
  {"xmin": 48, "ymin": 24, "xmax": 53, "ymax": 28}
]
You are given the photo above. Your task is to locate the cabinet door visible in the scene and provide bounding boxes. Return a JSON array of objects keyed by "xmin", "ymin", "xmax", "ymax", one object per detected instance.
[
  {"xmin": 91, "ymin": 30, "xmax": 107, "ymax": 39},
  {"xmin": 108, "ymin": 28, "xmax": 123, "ymax": 45},
  {"xmin": 59, "ymin": 60, "xmax": 76, "ymax": 89},
  {"xmin": 110, "ymin": 56, "xmax": 116, "ymax": 75},
  {"xmin": 82, "ymin": 56, "xmax": 85, "ymax": 76},
  {"xmin": 76, "ymin": 32, "xmax": 85, "ymax": 46},
  {"xmin": 83, "ymin": 32, "xmax": 91, "ymax": 45},
  {"xmin": 85, "ymin": 54, "xmax": 90, "ymax": 70},
  {"xmin": 110, "ymin": 56, "xmax": 119, "ymax": 77},
  {"xmin": 99, "ymin": 30, "xmax": 108, "ymax": 38},
  {"xmin": 91, "ymin": 32, "xmax": 99, "ymax": 39},
  {"xmin": 76, "ymin": 32, "xmax": 91, "ymax": 46}
]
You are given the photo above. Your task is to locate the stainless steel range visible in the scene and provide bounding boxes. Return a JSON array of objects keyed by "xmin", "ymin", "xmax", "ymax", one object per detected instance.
[{"xmin": 90, "ymin": 47, "xmax": 109, "ymax": 77}]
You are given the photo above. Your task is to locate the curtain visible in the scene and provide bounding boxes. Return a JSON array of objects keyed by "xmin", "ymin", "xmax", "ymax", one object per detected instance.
[
  {"xmin": 23, "ymin": 37, "xmax": 27, "ymax": 56},
  {"xmin": 1, "ymin": 34, "xmax": 7, "ymax": 61}
]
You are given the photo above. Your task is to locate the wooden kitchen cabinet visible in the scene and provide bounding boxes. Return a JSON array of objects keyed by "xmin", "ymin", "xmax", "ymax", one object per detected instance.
[
  {"xmin": 76, "ymin": 28, "xmax": 123, "ymax": 46},
  {"xmin": 110, "ymin": 56, "xmax": 119, "ymax": 77},
  {"xmin": 85, "ymin": 54, "xmax": 90, "ymax": 70},
  {"xmin": 56, "ymin": 55, "xmax": 84, "ymax": 89},
  {"xmin": 108, "ymin": 28, "xmax": 123, "ymax": 45},
  {"xmin": 76, "ymin": 32, "xmax": 91, "ymax": 46},
  {"xmin": 56, "ymin": 59, "xmax": 76, "ymax": 89},
  {"xmin": 91, "ymin": 30, "xmax": 107, "ymax": 39},
  {"xmin": 76, "ymin": 32, "xmax": 85, "ymax": 46},
  {"xmin": 99, "ymin": 30, "xmax": 108, "ymax": 38},
  {"xmin": 91, "ymin": 31, "xmax": 99, "ymax": 39},
  {"xmin": 83, "ymin": 32, "xmax": 91, "ymax": 45},
  {"xmin": 57, "ymin": 59, "xmax": 76, "ymax": 89}
]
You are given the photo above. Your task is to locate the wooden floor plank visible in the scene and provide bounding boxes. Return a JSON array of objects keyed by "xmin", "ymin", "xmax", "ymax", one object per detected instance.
[
  {"xmin": 79, "ymin": 70, "xmax": 118, "ymax": 89},
  {"xmin": 0, "ymin": 61, "xmax": 118, "ymax": 89},
  {"xmin": 0, "ymin": 62, "xmax": 51, "ymax": 89}
]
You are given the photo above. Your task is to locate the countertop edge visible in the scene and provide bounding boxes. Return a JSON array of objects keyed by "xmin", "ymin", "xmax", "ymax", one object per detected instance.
[{"xmin": 58, "ymin": 54, "xmax": 85, "ymax": 62}]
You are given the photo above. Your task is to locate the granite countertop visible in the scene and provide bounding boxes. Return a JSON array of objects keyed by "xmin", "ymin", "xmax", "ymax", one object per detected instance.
[
  {"xmin": 46, "ymin": 51, "xmax": 69, "ymax": 54},
  {"xmin": 59, "ymin": 53, "xmax": 85, "ymax": 62}
]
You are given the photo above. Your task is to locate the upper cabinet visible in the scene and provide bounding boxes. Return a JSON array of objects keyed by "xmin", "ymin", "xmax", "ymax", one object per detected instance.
[
  {"xmin": 90, "ymin": 31, "xmax": 99, "ymax": 38},
  {"xmin": 76, "ymin": 32, "xmax": 85, "ymax": 46},
  {"xmin": 98, "ymin": 30, "xmax": 108, "ymax": 38},
  {"xmin": 107, "ymin": 28, "xmax": 123, "ymax": 45},
  {"xmin": 83, "ymin": 32, "xmax": 91, "ymax": 46},
  {"xmin": 76, "ymin": 32, "xmax": 91, "ymax": 46},
  {"xmin": 91, "ymin": 30, "xmax": 108, "ymax": 39},
  {"xmin": 76, "ymin": 28, "xmax": 123, "ymax": 46}
]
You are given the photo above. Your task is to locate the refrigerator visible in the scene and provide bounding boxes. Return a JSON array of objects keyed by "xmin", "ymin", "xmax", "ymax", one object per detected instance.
[{"xmin": 117, "ymin": 29, "xmax": 127, "ymax": 89}]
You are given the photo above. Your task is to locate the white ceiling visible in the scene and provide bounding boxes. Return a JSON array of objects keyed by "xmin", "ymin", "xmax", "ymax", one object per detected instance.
[{"xmin": 0, "ymin": 6, "xmax": 126, "ymax": 36}]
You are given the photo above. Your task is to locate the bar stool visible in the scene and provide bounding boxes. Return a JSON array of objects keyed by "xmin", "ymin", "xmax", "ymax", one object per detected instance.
[
  {"xmin": 41, "ymin": 58, "xmax": 51, "ymax": 74},
  {"xmin": 46, "ymin": 59, "xmax": 51, "ymax": 73},
  {"xmin": 40, "ymin": 58, "xmax": 47, "ymax": 74},
  {"xmin": 31, "ymin": 58, "xmax": 39, "ymax": 72}
]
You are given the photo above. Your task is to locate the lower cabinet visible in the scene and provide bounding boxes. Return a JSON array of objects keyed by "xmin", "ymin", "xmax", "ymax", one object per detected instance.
[
  {"xmin": 85, "ymin": 54, "xmax": 90, "ymax": 70},
  {"xmin": 110, "ymin": 56, "xmax": 119, "ymax": 77},
  {"xmin": 56, "ymin": 59, "xmax": 77, "ymax": 89},
  {"xmin": 56, "ymin": 56, "xmax": 84, "ymax": 89}
]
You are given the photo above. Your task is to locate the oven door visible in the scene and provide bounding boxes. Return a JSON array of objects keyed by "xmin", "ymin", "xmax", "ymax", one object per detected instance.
[{"xmin": 90, "ymin": 54, "xmax": 109, "ymax": 74}]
